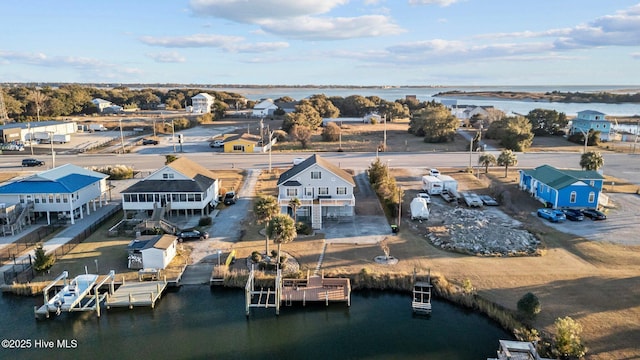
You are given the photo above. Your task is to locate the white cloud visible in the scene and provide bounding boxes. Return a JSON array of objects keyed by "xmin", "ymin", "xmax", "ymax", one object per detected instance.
[
  {"xmin": 631, "ymin": 52, "xmax": 640, "ymax": 59},
  {"xmin": 261, "ymin": 15, "xmax": 404, "ymax": 40},
  {"xmin": 139, "ymin": 34, "xmax": 288, "ymax": 53},
  {"xmin": 408, "ymin": 0, "xmax": 461, "ymax": 7},
  {"xmin": 188, "ymin": 0, "xmax": 403, "ymax": 40},
  {"xmin": 189, "ymin": 0, "xmax": 347, "ymax": 23},
  {"xmin": 146, "ymin": 52, "xmax": 187, "ymax": 63}
]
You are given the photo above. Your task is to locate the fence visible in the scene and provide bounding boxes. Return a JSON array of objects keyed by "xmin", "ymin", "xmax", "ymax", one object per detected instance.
[{"xmin": 2, "ymin": 205, "xmax": 122, "ymax": 285}]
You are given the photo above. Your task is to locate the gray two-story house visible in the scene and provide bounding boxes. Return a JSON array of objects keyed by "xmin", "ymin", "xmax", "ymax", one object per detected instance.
[{"xmin": 277, "ymin": 154, "xmax": 355, "ymax": 229}]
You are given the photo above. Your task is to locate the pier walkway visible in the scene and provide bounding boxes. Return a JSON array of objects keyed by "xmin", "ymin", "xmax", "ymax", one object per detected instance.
[{"xmin": 106, "ymin": 278, "xmax": 167, "ymax": 309}]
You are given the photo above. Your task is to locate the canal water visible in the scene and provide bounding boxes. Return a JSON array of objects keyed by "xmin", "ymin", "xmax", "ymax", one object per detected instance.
[{"xmin": 0, "ymin": 286, "xmax": 512, "ymax": 360}]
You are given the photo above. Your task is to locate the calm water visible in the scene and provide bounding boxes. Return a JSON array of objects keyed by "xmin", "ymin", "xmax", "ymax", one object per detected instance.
[
  {"xmin": 1, "ymin": 287, "xmax": 512, "ymax": 360},
  {"xmin": 217, "ymin": 85, "xmax": 640, "ymax": 116}
]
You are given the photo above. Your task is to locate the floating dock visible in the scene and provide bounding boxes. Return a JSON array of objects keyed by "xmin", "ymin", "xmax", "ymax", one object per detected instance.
[
  {"xmin": 245, "ymin": 267, "xmax": 350, "ymax": 316},
  {"xmin": 411, "ymin": 269, "xmax": 432, "ymax": 315},
  {"xmin": 105, "ymin": 276, "xmax": 167, "ymax": 309}
]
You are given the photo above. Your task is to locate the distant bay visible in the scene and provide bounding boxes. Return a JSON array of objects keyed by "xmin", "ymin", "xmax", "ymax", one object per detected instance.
[{"xmin": 211, "ymin": 85, "xmax": 640, "ymax": 116}]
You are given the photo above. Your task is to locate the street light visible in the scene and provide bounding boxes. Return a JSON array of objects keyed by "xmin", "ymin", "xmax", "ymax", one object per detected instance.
[
  {"xmin": 118, "ymin": 118, "xmax": 125, "ymax": 154},
  {"xmin": 217, "ymin": 250, "xmax": 222, "ymax": 267},
  {"xmin": 575, "ymin": 127, "xmax": 589, "ymax": 153}
]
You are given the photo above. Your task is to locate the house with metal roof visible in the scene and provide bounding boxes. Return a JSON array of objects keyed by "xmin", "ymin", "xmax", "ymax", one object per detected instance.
[
  {"xmin": 277, "ymin": 154, "xmax": 355, "ymax": 229},
  {"xmin": 518, "ymin": 165, "xmax": 604, "ymax": 209},
  {"xmin": 0, "ymin": 164, "xmax": 108, "ymax": 227},
  {"xmin": 120, "ymin": 157, "xmax": 219, "ymax": 219},
  {"xmin": 570, "ymin": 110, "xmax": 612, "ymax": 141},
  {"xmin": 252, "ymin": 99, "xmax": 278, "ymax": 117},
  {"xmin": 190, "ymin": 93, "xmax": 215, "ymax": 114},
  {"xmin": 127, "ymin": 234, "xmax": 178, "ymax": 270}
]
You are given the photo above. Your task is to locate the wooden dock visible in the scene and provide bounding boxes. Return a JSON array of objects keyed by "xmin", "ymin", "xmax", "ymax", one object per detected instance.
[
  {"xmin": 411, "ymin": 269, "xmax": 432, "ymax": 315},
  {"xmin": 106, "ymin": 277, "xmax": 167, "ymax": 309},
  {"xmin": 245, "ymin": 268, "xmax": 350, "ymax": 316}
]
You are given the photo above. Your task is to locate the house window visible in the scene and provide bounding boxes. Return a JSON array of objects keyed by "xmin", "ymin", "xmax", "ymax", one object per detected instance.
[
  {"xmin": 304, "ymin": 187, "xmax": 314, "ymax": 197},
  {"xmin": 19, "ymin": 195, "xmax": 25, "ymax": 203},
  {"xmin": 124, "ymin": 194, "xmax": 131, "ymax": 202},
  {"xmin": 49, "ymin": 194, "xmax": 54, "ymax": 203},
  {"xmin": 570, "ymin": 191, "xmax": 576, "ymax": 203},
  {"xmin": 180, "ymin": 194, "xmax": 187, "ymax": 202},
  {"xmin": 188, "ymin": 194, "xmax": 195, "ymax": 202},
  {"xmin": 195, "ymin": 194, "xmax": 202, "ymax": 201},
  {"xmin": 35, "ymin": 197, "xmax": 40, "ymax": 203},
  {"xmin": 233, "ymin": 145, "xmax": 244, "ymax": 151},
  {"xmin": 286, "ymin": 188, "xmax": 298, "ymax": 197},
  {"xmin": 337, "ymin": 187, "xmax": 347, "ymax": 195},
  {"xmin": 588, "ymin": 192, "xmax": 595, "ymax": 203},
  {"xmin": 172, "ymin": 194, "xmax": 179, "ymax": 202},
  {"xmin": 63, "ymin": 196, "xmax": 68, "ymax": 203},
  {"xmin": 318, "ymin": 187, "xmax": 329, "ymax": 196},
  {"xmin": 311, "ymin": 171, "xmax": 321, "ymax": 179},
  {"xmin": 589, "ymin": 180, "xmax": 595, "ymax": 187},
  {"xmin": 163, "ymin": 173, "xmax": 174, "ymax": 179}
]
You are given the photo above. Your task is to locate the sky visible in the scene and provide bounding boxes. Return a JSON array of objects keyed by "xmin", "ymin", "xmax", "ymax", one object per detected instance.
[{"xmin": 1, "ymin": 0, "xmax": 639, "ymax": 86}]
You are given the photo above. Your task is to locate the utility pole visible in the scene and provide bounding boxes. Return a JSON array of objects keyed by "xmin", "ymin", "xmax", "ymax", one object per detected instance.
[{"xmin": 119, "ymin": 118, "xmax": 125, "ymax": 154}]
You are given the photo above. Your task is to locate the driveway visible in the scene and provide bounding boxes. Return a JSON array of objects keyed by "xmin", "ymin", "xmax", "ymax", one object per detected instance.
[
  {"xmin": 185, "ymin": 169, "xmax": 260, "ymax": 264},
  {"xmin": 321, "ymin": 170, "xmax": 392, "ymax": 244}
]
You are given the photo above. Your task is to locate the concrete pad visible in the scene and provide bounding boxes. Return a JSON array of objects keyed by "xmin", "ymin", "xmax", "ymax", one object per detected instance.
[
  {"xmin": 180, "ymin": 264, "xmax": 213, "ymax": 285},
  {"xmin": 321, "ymin": 215, "xmax": 392, "ymax": 244}
]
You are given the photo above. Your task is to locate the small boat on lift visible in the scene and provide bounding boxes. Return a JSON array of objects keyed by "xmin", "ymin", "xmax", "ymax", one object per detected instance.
[{"xmin": 46, "ymin": 274, "xmax": 99, "ymax": 314}]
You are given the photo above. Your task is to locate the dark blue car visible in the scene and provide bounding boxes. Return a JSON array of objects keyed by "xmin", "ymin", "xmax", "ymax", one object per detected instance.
[{"xmin": 582, "ymin": 209, "xmax": 607, "ymax": 220}]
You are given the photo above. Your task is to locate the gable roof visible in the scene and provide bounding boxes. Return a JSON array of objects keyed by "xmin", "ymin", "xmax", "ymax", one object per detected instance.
[
  {"xmin": 521, "ymin": 165, "xmax": 604, "ymax": 190},
  {"xmin": 121, "ymin": 157, "xmax": 218, "ymax": 194},
  {"xmin": 253, "ymin": 99, "xmax": 277, "ymax": 110},
  {"xmin": 277, "ymin": 154, "xmax": 355, "ymax": 186},
  {"xmin": 577, "ymin": 110, "xmax": 606, "ymax": 117},
  {"xmin": 192, "ymin": 93, "xmax": 214, "ymax": 100},
  {"xmin": 224, "ymin": 133, "xmax": 262, "ymax": 144},
  {"xmin": 128, "ymin": 234, "xmax": 177, "ymax": 251}
]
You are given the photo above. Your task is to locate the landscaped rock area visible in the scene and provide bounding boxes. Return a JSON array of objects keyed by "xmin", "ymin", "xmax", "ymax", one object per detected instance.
[{"xmin": 418, "ymin": 205, "xmax": 541, "ymax": 256}]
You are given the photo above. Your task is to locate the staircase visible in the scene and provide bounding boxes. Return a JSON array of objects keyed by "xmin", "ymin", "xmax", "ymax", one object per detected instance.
[{"xmin": 311, "ymin": 204, "xmax": 322, "ymax": 229}]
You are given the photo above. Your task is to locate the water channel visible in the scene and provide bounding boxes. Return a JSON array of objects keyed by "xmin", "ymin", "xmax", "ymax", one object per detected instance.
[{"xmin": 1, "ymin": 286, "xmax": 512, "ymax": 360}]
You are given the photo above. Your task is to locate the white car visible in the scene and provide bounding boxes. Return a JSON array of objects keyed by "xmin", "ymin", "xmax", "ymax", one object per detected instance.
[
  {"xmin": 293, "ymin": 157, "xmax": 305, "ymax": 165},
  {"xmin": 429, "ymin": 168, "xmax": 440, "ymax": 177},
  {"xmin": 417, "ymin": 192, "xmax": 431, "ymax": 203}
]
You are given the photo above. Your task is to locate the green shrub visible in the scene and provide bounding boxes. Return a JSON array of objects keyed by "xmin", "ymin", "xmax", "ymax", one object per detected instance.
[
  {"xmin": 251, "ymin": 251, "xmax": 262, "ymax": 262},
  {"xmin": 517, "ymin": 292, "xmax": 541, "ymax": 319},
  {"xmin": 322, "ymin": 122, "xmax": 340, "ymax": 141},
  {"xmin": 295, "ymin": 221, "xmax": 312, "ymax": 235},
  {"xmin": 90, "ymin": 165, "xmax": 134, "ymax": 180}
]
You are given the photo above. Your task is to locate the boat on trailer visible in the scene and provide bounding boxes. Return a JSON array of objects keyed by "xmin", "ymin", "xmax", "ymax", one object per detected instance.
[{"xmin": 46, "ymin": 274, "xmax": 99, "ymax": 314}]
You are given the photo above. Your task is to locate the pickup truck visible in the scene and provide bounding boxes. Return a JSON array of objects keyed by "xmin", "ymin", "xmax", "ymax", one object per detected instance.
[{"xmin": 462, "ymin": 192, "xmax": 483, "ymax": 207}]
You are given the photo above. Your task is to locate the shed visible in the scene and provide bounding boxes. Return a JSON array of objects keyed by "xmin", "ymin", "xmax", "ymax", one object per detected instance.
[{"xmin": 127, "ymin": 234, "xmax": 177, "ymax": 270}]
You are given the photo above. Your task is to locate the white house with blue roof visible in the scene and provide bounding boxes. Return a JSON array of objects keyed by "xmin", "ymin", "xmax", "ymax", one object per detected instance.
[
  {"xmin": 0, "ymin": 164, "xmax": 108, "ymax": 226},
  {"xmin": 518, "ymin": 165, "xmax": 604, "ymax": 209},
  {"xmin": 570, "ymin": 110, "xmax": 612, "ymax": 141}
]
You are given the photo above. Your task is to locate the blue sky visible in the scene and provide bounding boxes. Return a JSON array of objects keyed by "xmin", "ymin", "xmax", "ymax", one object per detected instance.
[{"xmin": 1, "ymin": 0, "xmax": 639, "ymax": 86}]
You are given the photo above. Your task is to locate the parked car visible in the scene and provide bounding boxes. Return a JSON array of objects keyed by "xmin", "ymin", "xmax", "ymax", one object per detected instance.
[
  {"xmin": 209, "ymin": 140, "xmax": 224, "ymax": 148},
  {"xmin": 293, "ymin": 157, "xmax": 305, "ymax": 165},
  {"xmin": 537, "ymin": 208, "xmax": 566, "ymax": 222},
  {"xmin": 223, "ymin": 191, "xmax": 237, "ymax": 205},
  {"xmin": 177, "ymin": 229, "xmax": 209, "ymax": 242},
  {"xmin": 563, "ymin": 209, "xmax": 585, "ymax": 221},
  {"xmin": 429, "ymin": 168, "xmax": 440, "ymax": 177},
  {"xmin": 479, "ymin": 195, "xmax": 499, "ymax": 206},
  {"xmin": 582, "ymin": 209, "xmax": 607, "ymax": 220},
  {"xmin": 416, "ymin": 192, "xmax": 431, "ymax": 203},
  {"xmin": 142, "ymin": 138, "xmax": 159, "ymax": 145},
  {"xmin": 22, "ymin": 158, "xmax": 45, "ymax": 167}
]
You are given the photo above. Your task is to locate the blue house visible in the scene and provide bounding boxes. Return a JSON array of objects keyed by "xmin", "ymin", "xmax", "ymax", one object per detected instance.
[
  {"xmin": 571, "ymin": 110, "xmax": 612, "ymax": 141},
  {"xmin": 518, "ymin": 165, "xmax": 604, "ymax": 209}
]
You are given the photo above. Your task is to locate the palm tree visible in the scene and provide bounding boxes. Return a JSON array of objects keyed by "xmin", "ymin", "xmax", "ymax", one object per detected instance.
[
  {"xmin": 253, "ymin": 195, "xmax": 280, "ymax": 254},
  {"xmin": 497, "ymin": 149, "xmax": 518, "ymax": 178},
  {"xmin": 478, "ymin": 153, "xmax": 497, "ymax": 174},
  {"xmin": 288, "ymin": 197, "xmax": 301, "ymax": 222},
  {"xmin": 267, "ymin": 214, "xmax": 297, "ymax": 270},
  {"xmin": 580, "ymin": 151, "xmax": 604, "ymax": 171}
]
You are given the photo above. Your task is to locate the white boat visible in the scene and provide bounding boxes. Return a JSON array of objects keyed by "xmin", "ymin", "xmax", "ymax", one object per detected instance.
[{"xmin": 46, "ymin": 274, "xmax": 99, "ymax": 313}]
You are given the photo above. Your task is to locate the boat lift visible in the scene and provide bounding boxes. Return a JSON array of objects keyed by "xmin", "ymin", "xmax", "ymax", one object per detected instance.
[{"xmin": 35, "ymin": 270, "xmax": 116, "ymax": 320}]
